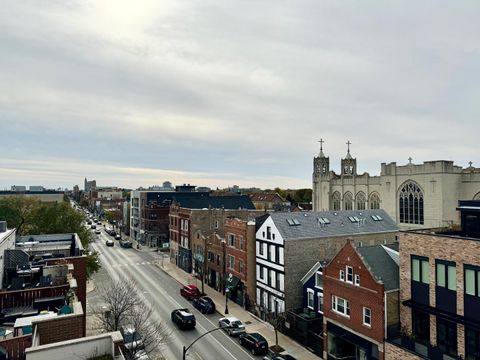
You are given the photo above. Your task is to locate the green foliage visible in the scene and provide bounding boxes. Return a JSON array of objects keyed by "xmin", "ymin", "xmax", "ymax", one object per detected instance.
[
  {"xmin": 86, "ymin": 250, "xmax": 101, "ymax": 279},
  {"xmin": 293, "ymin": 188, "xmax": 312, "ymax": 203},
  {"xmin": 0, "ymin": 197, "xmax": 99, "ymax": 278},
  {"xmin": 79, "ymin": 198, "xmax": 89, "ymax": 208},
  {"xmin": 104, "ymin": 209, "xmax": 121, "ymax": 223}
]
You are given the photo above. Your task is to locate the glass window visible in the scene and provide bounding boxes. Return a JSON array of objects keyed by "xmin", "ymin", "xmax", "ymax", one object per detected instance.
[
  {"xmin": 466, "ymin": 269, "xmax": 476, "ymax": 296},
  {"xmin": 355, "ymin": 274, "xmax": 360, "ymax": 286},
  {"xmin": 332, "ymin": 192, "xmax": 341, "ymax": 211},
  {"xmin": 466, "ymin": 327, "xmax": 480, "ymax": 360},
  {"xmin": 307, "ymin": 289, "xmax": 314, "ymax": 309},
  {"xmin": 363, "ymin": 307, "xmax": 371, "ymax": 326},
  {"xmin": 436, "ymin": 263, "xmax": 446, "ymax": 287},
  {"xmin": 369, "ymin": 193, "xmax": 380, "ymax": 209},
  {"xmin": 315, "ymin": 272, "xmax": 323, "ymax": 288},
  {"xmin": 340, "ymin": 270, "xmax": 345, "ymax": 281},
  {"xmin": 346, "ymin": 266, "xmax": 353, "ymax": 283},
  {"xmin": 332, "ymin": 295, "xmax": 350, "ymax": 317},
  {"xmin": 437, "ymin": 318, "xmax": 457, "ymax": 356},
  {"xmin": 344, "ymin": 192, "xmax": 353, "ymax": 211},
  {"xmin": 448, "ymin": 265, "xmax": 456, "ymax": 291},
  {"xmin": 412, "ymin": 258, "xmax": 420, "ymax": 282},
  {"xmin": 421, "ymin": 260, "xmax": 430, "ymax": 284},
  {"xmin": 399, "ymin": 181, "xmax": 424, "ymax": 224},
  {"xmin": 318, "ymin": 293, "xmax": 324, "ymax": 313},
  {"xmin": 413, "ymin": 310, "xmax": 430, "ymax": 345}
]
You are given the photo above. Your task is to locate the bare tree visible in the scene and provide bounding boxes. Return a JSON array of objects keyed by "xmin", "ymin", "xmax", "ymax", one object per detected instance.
[{"xmin": 92, "ymin": 277, "xmax": 171, "ymax": 360}]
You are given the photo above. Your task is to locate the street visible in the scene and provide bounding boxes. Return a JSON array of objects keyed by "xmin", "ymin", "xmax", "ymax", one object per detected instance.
[{"xmin": 88, "ymin": 227, "xmax": 259, "ymax": 360}]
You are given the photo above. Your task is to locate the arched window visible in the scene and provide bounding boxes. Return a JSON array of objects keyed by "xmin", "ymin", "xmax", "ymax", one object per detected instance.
[
  {"xmin": 356, "ymin": 192, "xmax": 366, "ymax": 210},
  {"xmin": 369, "ymin": 193, "xmax": 380, "ymax": 210},
  {"xmin": 474, "ymin": 192, "xmax": 480, "ymax": 200},
  {"xmin": 344, "ymin": 192, "xmax": 353, "ymax": 211},
  {"xmin": 332, "ymin": 192, "xmax": 341, "ymax": 211},
  {"xmin": 399, "ymin": 181, "xmax": 424, "ymax": 225}
]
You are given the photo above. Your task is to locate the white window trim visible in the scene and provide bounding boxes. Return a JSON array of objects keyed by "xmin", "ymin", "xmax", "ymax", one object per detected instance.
[
  {"xmin": 346, "ymin": 266, "xmax": 354, "ymax": 284},
  {"xmin": 363, "ymin": 307, "xmax": 371, "ymax": 327},
  {"xmin": 354, "ymin": 274, "xmax": 360, "ymax": 286},
  {"xmin": 332, "ymin": 295, "xmax": 350, "ymax": 318},
  {"xmin": 315, "ymin": 271, "xmax": 323, "ymax": 289},
  {"xmin": 340, "ymin": 270, "xmax": 345, "ymax": 281},
  {"xmin": 307, "ymin": 288, "xmax": 314, "ymax": 309},
  {"xmin": 317, "ymin": 292, "xmax": 324, "ymax": 314}
]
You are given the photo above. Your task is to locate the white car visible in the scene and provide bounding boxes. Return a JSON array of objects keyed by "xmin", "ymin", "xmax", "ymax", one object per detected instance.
[{"xmin": 218, "ymin": 316, "xmax": 246, "ymax": 336}]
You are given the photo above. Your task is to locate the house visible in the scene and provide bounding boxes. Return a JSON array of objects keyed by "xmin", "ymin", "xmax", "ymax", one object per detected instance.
[
  {"xmin": 255, "ymin": 210, "xmax": 398, "ymax": 323},
  {"xmin": 385, "ymin": 200, "xmax": 480, "ymax": 359},
  {"xmin": 250, "ymin": 193, "xmax": 289, "ymax": 211},
  {"xmin": 323, "ymin": 242, "xmax": 399, "ymax": 360}
]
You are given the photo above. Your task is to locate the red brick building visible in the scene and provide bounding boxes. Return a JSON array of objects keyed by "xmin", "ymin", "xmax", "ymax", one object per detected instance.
[
  {"xmin": 223, "ymin": 218, "xmax": 256, "ymax": 308},
  {"xmin": 323, "ymin": 241, "xmax": 399, "ymax": 360}
]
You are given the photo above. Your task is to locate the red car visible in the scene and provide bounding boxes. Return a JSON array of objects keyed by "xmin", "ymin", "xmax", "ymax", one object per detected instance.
[{"xmin": 180, "ymin": 284, "xmax": 201, "ymax": 300}]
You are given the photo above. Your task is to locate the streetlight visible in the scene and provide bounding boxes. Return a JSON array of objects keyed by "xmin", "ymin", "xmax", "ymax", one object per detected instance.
[{"xmin": 182, "ymin": 326, "xmax": 232, "ymax": 360}]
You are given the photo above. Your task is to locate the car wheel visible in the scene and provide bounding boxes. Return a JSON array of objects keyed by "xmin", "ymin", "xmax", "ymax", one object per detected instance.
[
  {"xmin": 251, "ymin": 348, "xmax": 256, "ymax": 355},
  {"xmin": 227, "ymin": 329, "xmax": 231, "ymax": 336}
]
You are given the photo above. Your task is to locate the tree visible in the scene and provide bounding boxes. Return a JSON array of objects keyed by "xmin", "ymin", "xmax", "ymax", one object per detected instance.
[{"xmin": 93, "ymin": 278, "xmax": 171, "ymax": 360}]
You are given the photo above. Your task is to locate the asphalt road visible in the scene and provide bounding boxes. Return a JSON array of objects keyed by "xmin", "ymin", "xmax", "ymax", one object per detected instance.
[{"xmin": 89, "ymin": 226, "xmax": 260, "ymax": 360}]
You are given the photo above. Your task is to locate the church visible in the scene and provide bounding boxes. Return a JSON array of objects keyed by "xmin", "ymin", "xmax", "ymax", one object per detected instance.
[{"xmin": 312, "ymin": 140, "xmax": 480, "ymax": 229}]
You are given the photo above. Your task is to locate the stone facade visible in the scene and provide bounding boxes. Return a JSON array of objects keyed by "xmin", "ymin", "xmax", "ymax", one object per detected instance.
[
  {"xmin": 312, "ymin": 147, "xmax": 480, "ymax": 229},
  {"xmin": 384, "ymin": 342, "xmax": 422, "ymax": 359}
]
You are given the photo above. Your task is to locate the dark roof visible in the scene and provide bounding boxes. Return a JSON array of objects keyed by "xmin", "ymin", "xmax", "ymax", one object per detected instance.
[
  {"xmin": 357, "ymin": 245, "xmax": 399, "ymax": 291},
  {"xmin": 255, "ymin": 213, "xmax": 270, "ymax": 232},
  {"xmin": 147, "ymin": 192, "xmax": 255, "ymax": 210},
  {"xmin": 250, "ymin": 193, "xmax": 286, "ymax": 203},
  {"xmin": 269, "ymin": 209, "xmax": 398, "ymax": 241}
]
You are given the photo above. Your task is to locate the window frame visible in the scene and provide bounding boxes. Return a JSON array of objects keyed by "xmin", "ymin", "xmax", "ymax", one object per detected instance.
[
  {"xmin": 436, "ymin": 259, "xmax": 456, "ymax": 291},
  {"xmin": 315, "ymin": 271, "xmax": 323, "ymax": 289},
  {"xmin": 307, "ymin": 288, "xmax": 315, "ymax": 309},
  {"xmin": 332, "ymin": 295, "xmax": 350, "ymax": 318},
  {"xmin": 346, "ymin": 266, "xmax": 354, "ymax": 284},
  {"xmin": 354, "ymin": 274, "xmax": 360, "ymax": 286},
  {"xmin": 363, "ymin": 307, "xmax": 371, "ymax": 327},
  {"xmin": 340, "ymin": 270, "xmax": 345, "ymax": 281},
  {"xmin": 411, "ymin": 255, "xmax": 430, "ymax": 284},
  {"xmin": 464, "ymin": 264, "xmax": 480, "ymax": 297},
  {"xmin": 317, "ymin": 292, "xmax": 324, "ymax": 314}
]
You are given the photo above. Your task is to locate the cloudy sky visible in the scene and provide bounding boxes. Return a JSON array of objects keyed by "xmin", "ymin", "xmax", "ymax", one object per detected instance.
[{"xmin": 1, "ymin": 1, "xmax": 479, "ymax": 190}]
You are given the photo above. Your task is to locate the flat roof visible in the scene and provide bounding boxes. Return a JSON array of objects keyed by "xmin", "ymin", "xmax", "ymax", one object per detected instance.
[{"xmin": 0, "ymin": 229, "xmax": 15, "ymax": 244}]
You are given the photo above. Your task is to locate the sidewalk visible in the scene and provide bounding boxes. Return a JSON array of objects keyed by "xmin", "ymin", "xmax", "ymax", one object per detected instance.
[{"xmin": 151, "ymin": 250, "xmax": 321, "ymax": 360}]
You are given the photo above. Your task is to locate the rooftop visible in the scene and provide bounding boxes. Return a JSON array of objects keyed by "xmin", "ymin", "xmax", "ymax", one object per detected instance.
[{"xmin": 357, "ymin": 244, "xmax": 399, "ymax": 291}]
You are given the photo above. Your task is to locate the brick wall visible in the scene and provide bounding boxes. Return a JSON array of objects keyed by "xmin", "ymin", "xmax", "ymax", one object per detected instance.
[
  {"xmin": 35, "ymin": 313, "xmax": 85, "ymax": 345},
  {"xmin": 384, "ymin": 341, "xmax": 423, "ymax": 359},
  {"xmin": 399, "ymin": 231, "xmax": 480, "ymax": 358}
]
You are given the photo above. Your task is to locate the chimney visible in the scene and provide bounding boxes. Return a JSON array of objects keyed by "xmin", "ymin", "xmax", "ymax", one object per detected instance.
[{"xmin": 0, "ymin": 221, "xmax": 6, "ymax": 233}]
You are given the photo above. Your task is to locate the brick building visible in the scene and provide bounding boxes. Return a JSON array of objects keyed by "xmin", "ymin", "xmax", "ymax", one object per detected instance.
[
  {"xmin": 255, "ymin": 210, "xmax": 398, "ymax": 322},
  {"xmin": 323, "ymin": 241, "xmax": 399, "ymax": 360}
]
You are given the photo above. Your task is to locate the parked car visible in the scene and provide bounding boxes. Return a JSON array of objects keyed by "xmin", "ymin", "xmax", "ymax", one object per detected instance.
[
  {"xmin": 239, "ymin": 332, "xmax": 269, "ymax": 355},
  {"xmin": 218, "ymin": 317, "xmax": 246, "ymax": 336},
  {"xmin": 180, "ymin": 284, "xmax": 201, "ymax": 300},
  {"xmin": 171, "ymin": 308, "xmax": 196, "ymax": 330},
  {"xmin": 263, "ymin": 350, "xmax": 297, "ymax": 360},
  {"xmin": 192, "ymin": 296, "xmax": 216, "ymax": 314},
  {"xmin": 120, "ymin": 240, "xmax": 133, "ymax": 248},
  {"xmin": 120, "ymin": 325, "xmax": 144, "ymax": 351},
  {"xmin": 95, "ymin": 229, "xmax": 101, "ymax": 235},
  {"xmin": 115, "ymin": 234, "xmax": 121, "ymax": 240},
  {"xmin": 106, "ymin": 239, "xmax": 114, "ymax": 247},
  {"xmin": 90, "ymin": 224, "xmax": 96, "ymax": 229}
]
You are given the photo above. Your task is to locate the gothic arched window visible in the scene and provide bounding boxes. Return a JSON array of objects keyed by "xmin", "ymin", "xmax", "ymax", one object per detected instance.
[
  {"xmin": 369, "ymin": 193, "xmax": 380, "ymax": 210},
  {"xmin": 356, "ymin": 192, "xmax": 366, "ymax": 210},
  {"xmin": 332, "ymin": 192, "xmax": 341, "ymax": 211},
  {"xmin": 344, "ymin": 192, "xmax": 353, "ymax": 211},
  {"xmin": 474, "ymin": 192, "xmax": 480, "ymax": 200},
  {"xmin": 399, "ymin": 181, "xmax": 424, "ymax": 225}
]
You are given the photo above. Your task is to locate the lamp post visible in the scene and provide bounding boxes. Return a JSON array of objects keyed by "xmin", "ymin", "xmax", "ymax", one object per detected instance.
[
  {"xmin": 225, "ymin": 287, "xmax": 229, "ymax": 315},
  {"xmin": 182, "ymin": 326, "xmax": 231, "ymax": 360}
]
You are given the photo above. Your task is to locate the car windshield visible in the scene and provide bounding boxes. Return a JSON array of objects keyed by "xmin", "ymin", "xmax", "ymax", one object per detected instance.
[{"xmin": 231, "ymin": 320, "xmax": 243, "ymax": 327}]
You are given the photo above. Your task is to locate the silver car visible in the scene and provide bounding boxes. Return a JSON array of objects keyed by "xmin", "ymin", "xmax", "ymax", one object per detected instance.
[{"xmin": 218, "ymin": 316, "xmax": 246, "ymax": 336}]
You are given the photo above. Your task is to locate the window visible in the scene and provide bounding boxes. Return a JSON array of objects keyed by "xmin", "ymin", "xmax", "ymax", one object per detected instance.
[
  {"xmin": 340, "ymin": 270, "xmax": 345, "ymax": 281},
  {"xmin": 413, "ymin": 310, "xmax": 430, "ymax": 345},
  {"xmin": 466, "ymin": 327, "xmax": 480, "ymax": 360},
  {"xmin": 318, "ymin": 293, "xmax": 324, "ymax": 313},
  {"xmin": 239, "ymin": 260, "xmax": 244, "ymax": 274},
  {"xmin": 268, "ymin": 270, "xmax": 273, "ymax": 286},
  {"xmin": 332, "ymin": 192, "xmax": 341, "ymax": 211},
  {"xmin": 355, "ymin": 274, "xmax": 360, "ymax": 286},
  {"xmin": 239, "ymin": 237, "xmax": 244, "ymax": 250},
  {"xmin": 266, "ymin": 226, "xmax": 272, "ymax": 240},
  {"xmin": 227, "ymin": 234, "xmax": 235, "ymax": 247},
  {"xmin": 307, "ymin": 289, "xmax": 314, "ymax": 309},
  {"xmin": 344, "ymin": 192, "xmax": 353, "ymax": 211},
  {"xmin": 399, "ymin": 181, "xmax": 424, "ymax": 224},
  {"xmin": 276, "ymin": 273, "xmax": 281, "ymax": 289},
  {"xmin": 332, "ymin": 295, "xmax": 350, "ymax": 317},
  {"xmin": 369, "ymin": 193, "xmax": 380, "ymax": 209},
  {"xmin": 258, "ymin": 242, "xmax": 264, "ymax": 256},
  {"xmin": 346, "ymin": 266, "xmax": 353, "ymax": 283},
  {"xmin": 215, "ymin": 220, "xmax": 219, "ymax": 229},
  {"xmin": 363, "ymin": 307, "xmax": 371, "ymax": 327},
  {"xmin": 465, "ymin": 265, "xmax": 480, "ymax": 297},
  {"xmin": 437, "ymin": 318, "xmax": 457, "ymax": 356},
  {"xmin": 228, "ymin": 255, "xmax": 235, "ymax": 270},
  {"xmin": 315, "ymin": 271, "xmax": 323, "ymax": 288},
  {"xmin": 259, "ymin": 265, "xmax": 264, "ymax": 280},
  {"xmin": 356, "ymin": 192, "xmax": 366, "ymax": 211},
  {"xmin": 436, "ymin": 260, "xmax": 456, "ymax": 291},
  {"xmin": 412, "ymin": 256, "xmax": 430, "ymax": 284}
]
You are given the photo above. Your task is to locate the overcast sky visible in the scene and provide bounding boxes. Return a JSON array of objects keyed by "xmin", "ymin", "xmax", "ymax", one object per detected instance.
[{"xmin": 1, "ymin": 1, "xmax": 479, "ymax": 190}]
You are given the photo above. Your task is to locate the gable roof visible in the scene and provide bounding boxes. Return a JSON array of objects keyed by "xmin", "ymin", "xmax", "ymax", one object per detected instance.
[
  {"xmin": 268, "ymin": 209, "xmax": 398, "ymax": 241},
  {"xmin": 300, "ymin": 261, "xmax": 323, "ymax": 284},
  {"xmin": 250, "ymin": 193, "xmax": 286, "ymax": 203},
  {"xmin": 356, "ymin": 245, "xmax": 399, "ymax": 291}
]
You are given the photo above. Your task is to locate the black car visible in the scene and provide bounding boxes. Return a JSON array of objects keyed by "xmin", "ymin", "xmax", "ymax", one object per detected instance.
[
  {"xmin": 239, "ymin": 332, "xmax": 269, "ymax": 355},
  {"xmin": 171, "ymin": 308, "xmax": 196, "ymax": 330},
  {"xmin": 192, "ymin": 296, "xmax": 216, "ymax": 314}
]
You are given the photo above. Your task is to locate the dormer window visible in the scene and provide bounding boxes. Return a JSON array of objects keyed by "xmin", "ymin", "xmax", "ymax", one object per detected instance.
[
  {"xmin": 340, "ymin": 270, "xmax": 345, "ymax": 281},
  {"xmin": 355, "ymin": 274, "xmax": 360, "ymax": 286}
]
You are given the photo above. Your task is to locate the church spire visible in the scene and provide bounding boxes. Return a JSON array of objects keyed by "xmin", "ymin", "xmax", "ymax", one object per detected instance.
[
  {"xmin": 318, "ymin": 138, "xmax": 326, "ymax": 158},
  {"xmin": 345, "ymin": 140, "xmax": 352, "ymax": 160}
]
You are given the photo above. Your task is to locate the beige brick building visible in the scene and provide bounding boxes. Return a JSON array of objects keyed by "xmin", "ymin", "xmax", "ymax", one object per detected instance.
[{"xmin": 312, "ymin": 142, "xmax": 480, "ymax": 230}]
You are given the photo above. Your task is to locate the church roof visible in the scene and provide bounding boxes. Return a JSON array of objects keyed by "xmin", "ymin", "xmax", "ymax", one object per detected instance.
[{"xmin": 268, "ymin": 209, "xmax": 398, "ymax": 241}]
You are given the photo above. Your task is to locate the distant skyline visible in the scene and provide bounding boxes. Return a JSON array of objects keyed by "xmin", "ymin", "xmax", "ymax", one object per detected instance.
[{"xmin": 1, "ymin": 2, "xmax": 479, "ymax": 190}]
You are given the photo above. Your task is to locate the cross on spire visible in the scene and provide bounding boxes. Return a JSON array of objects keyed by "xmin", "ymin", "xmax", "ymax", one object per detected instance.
[
  {"xmin": 469, "ymin": 161, "xmax": 473, "ymax": 167},
  {"xmin": 318, "ymin": 138, "xmax": 324, "ymax": 151},
  {"xmin": 346, "ymin": 140, "xmax": 351, "ymax": 152},
  {"xmin": 408, "ymin": 157, "xmax": 412, "ymax": 164}
]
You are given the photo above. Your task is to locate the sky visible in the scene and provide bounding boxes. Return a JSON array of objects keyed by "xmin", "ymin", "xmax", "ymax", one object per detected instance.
[{"xmin": 1, "ymin": 1, "xmax": 479, "ymax": 191}]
